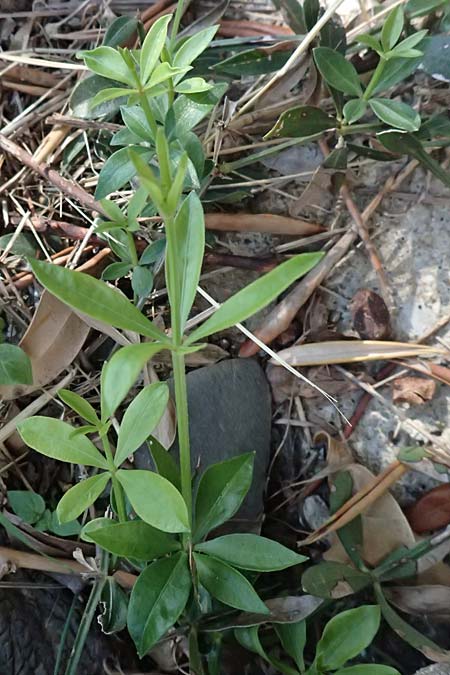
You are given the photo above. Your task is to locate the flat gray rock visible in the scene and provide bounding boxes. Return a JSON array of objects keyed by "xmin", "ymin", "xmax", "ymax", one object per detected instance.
[
  {"xmin": 415, "ymin": 667, "xmax": 450, "ymax": 675},
  {"xmin": 136, "ymin": 358, "xmax": 272, "ymax": 530}
]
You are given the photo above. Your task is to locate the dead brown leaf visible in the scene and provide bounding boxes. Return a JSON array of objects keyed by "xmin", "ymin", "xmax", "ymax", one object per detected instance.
[
  {"xmin": 0, "ymin": 291, "xmax": 90, "ymax": 400},
  {"xmin": 385, "ymin": 585, "xmax": 450, "ymax": 619},
  {"xmin": 205, "ymin": 213, "xmax": 324, "ymax": 236},
  {"xmin": 406, "ymin": 484, "xmax": 450, "ymax": 534},
  {"xmin": 350, "ymin": 288, "xmax": 391, "ymax": 340},
  {"xmin": 392, "ymin": 376, "xmax": 436, "ymax": 405}
]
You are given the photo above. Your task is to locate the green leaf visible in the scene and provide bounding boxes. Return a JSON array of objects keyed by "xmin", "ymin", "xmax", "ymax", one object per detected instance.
[
  {"xmin": 29, "ymin": 259, "xmax": 166, "ymax": 342},
  {"xmin": 115, "ymin": 382, "xmax": 169, "ymax": 466},
  {"xmin": 140, "ymin": 14, "xmax": 172, "ymax": 85},
  {"xmin": 95, "ymin": 146, "xmax": 152, "ymax": 199},
  {"xmin": 420, "ymin": 35, "xmax": 450, "ymax": 82},
  {"xmin": 131, "ymin": 265, "xmax": 154, "ymax": 299},
  {"xmin": 406, "ymin": 0, "xmax": 448, "ymax": 18},
  {"xmin": 390, "ymin": 29, "xmax": 427, "ymax": 55},
  {"xmin": 99, "ymin": 198, "xmax": 125, "ymax": 224},
  {"xmin": 357, "ymin": 33, "xmax": 383, "ymax": 53},
  {"xmin": 58, "ymin": 389, "xmax": 100, "ymax": 425},
  {"xmin": 49, "ymin": 511, "xmax": 81, "ymax": 536},
  {"xmin": 313, "ymin": 47, "xmax": 363, "ymax": 96},
  {"xmin": 0, "ymin": 232, "xmax": 36, "ymax": 257},
  {"xmin": 101, "ymin": 342, "xmax": 166, "ymax": 420},
  {"xmin": 70, "ymin": 74, "xmax": 127, "ymax": 119},
  {"xmin": 57, "ymin": 472, "xmax": 110, "ymax": 522},
  {"xmin": 121, "ymin": 105, "xmax": 153, "ymax": 141},
  {"xmin": 0, "ymin": 344, "xmax": 32, "ymax": 385},
  {"xmin": 378, "ymin": 131, "xmax": 450, "ymax": 187},
  {"xmin": 335, "ymin": 667, "xmax": 400, "ymax": 675},
  {"xmin": 323, "ymin": 145, "xmax": 348, "ymax": 170},
  {"xmin": 81, "ymin": 518, "xmax": 180, "ymax": 559},
  {"xmin": 275, "ymin": 621, "xmax": 307, "ymax": 672},
  {"xmin": 375, "ymin": 584, "xmax": 450, "ymax": 660},
  {"xmin": 174, "ymin": 77, "xmax": 213, "ymax": 94},
  {"xmin": 372, "ymin": 56, "xmax": 421, "ymax": 95},
  {"xmin": 99, "ymin": 577, "xmax": 128, "ymax": 634},
  {"xmin": 18, "ymin": 417, "xmax": 109, "ymax": 469},
  {"xmin": 128, "ymin": 552, "xmax": 191, "ymax": 656},
  {"xmin": 172, "ymin": 192, "xmax": 205, "ymax": 332},
  {"xmin": 7, "ymin": 490, "xmax": 45, "ymax": 524},
  {"xmin": 213, "ymin": 46, "xmax": 291, "ymax": 77},
  {"xmin": 316, "ymin": 606, "xmax": 381, "ymax": 671},
  {"xmin": 266, "ymin": 105, "xmax": 337, "ymax": 139},
  {"xmin": 194, "ymin": 553, "xmax": 269, "ymax": 613},
  {"xmin": 145, "ymin": 63, "xmax": 190, "ymax": 93},
  {"xmin": 101, "ymin": 261, "xmax": 132, "ymax": 281},
  {"xmin": 174, "ymin": 26, "xmax": 219, "ymax": 69},
  {"xmin": 302, "ymin": 561, "xmax": 371, "ymax": 598},
  {"xmin": 369, "ymin": 98, "xmax": 421, "ymax": 132},
  {"xmin": 194, "ymin": 453, "xmax": 254, "ymax": 541},
  {"xmin": 116, "ymin": 469, "xmax": 189, "ymax": 533},
  {"xmin": 381, "ymin": 6, "xmax": 404, "ymax": 51},
  {"xmin": 79, "ymin": 46, "xmax": 134, "ymax": 86},
  {"xmin": 343, "ymin": 99, "xmax": 367, "ymax": 124},
  {"xmin": 104, "ymin": 16, "xmax": 139, "ymax": 48},
  {"xmin": 148, "ymin": 437, "xmax": 181, "ymax": 491},
  {"xmin": 173, "ymin": 83, "xmax": 228, "ymax": 136},
  {"xmin": 187, "ymin": 253, "xmax": 323, "ymax": 344},
  {"xmin": 398, "ymin": 446, "xmax": 428, "ymax": 463},
  {"xmin": 140, "ymin": 239, "xmax": 166, "ymax": 266},
  {"xmin": 195, "ymin": 534, "xmax": 306, "ymax": 571},
  {"xmin": 91, "ymin": 87, "xmax": 133, "ymax": 109},
  {"xmin": 304, "ymin": 0, "xmax": 320, "ymax": 31}
]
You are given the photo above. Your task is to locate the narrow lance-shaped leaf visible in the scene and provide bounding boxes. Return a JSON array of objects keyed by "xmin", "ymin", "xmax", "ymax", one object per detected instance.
[
  {"xmin": 18, "ymin": 417, "xmax": 109, "ymax": 469},
  {"xmin": 381, "ymin": 6, "xmax": 404, "ymax": 51},
  {"xmin": 116, "ymin": 469, "xmax": 189, "ymax": 533},
  {"xmin": 101, "ymin": 342, "xmax": 166, "ymax": 421},
  {"xmin": 275, "ymin": 621, "xmax": 307, "ymax": 672},
  {"xmin": 378, "ymin": 131, "xmax": 450, "ymax": 187},
  {"xmin": 128, "ymin": 552, "xmax": 191, "ymax": 656},
  {"xmin": 194, "ymin": 453, "xmax": 254, "ymax": 541},
  {"xmin": 57, "ymin": 472, "xmax": 111, "ymax": 523},
  {"xmin": 140, "ymin": 14, "xmax": 172, "ymax": 85},
  {"xmin": 195, "ymin": 534, "xmax": 307, "ymax": 571},
  {"xmin": 186, "ymin": 253, "xmax": 323, "ymax": 344},
  {"xmin": 266, "ymin": 106, "xmax": 337, "ymax": 139},
  {"xmin": 115, "ymin": 382, "xmax": 169, "ymax": 466},
  {"xmin": 369, "ymin": 98, "xmax": 421, "ymax": 132},
  {"xmin": 29, "ymin": 259, "xmax": 168, "ymax": 342},
  {"xmin": 174, "ymin": 26, "xmax": 219, "ymax": 70},
  {"xmin": 58, "ymin": 389, "xmax": 100, "ymax": 426},
  {"xmin": 313, "ymin": 47, "xmax": 363, "ymax": 96},
  {"xmin": 82, "ymin": 518, "xmax": 180, "ymax": 560},
  {"xmin": 95, "ymin": 146, "xmax": 152, "ymax": 199},
  {"xmin": 194, "ymin": 553, "xmax": 269, "ymax": 613}
]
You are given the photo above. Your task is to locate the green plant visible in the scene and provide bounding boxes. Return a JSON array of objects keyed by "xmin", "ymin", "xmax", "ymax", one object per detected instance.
[
  {"xmin": 16, "ymin": 9, "xmax": 323, "ymax": 672},
  {"xmin": 266, "ymin": 5, "xmax": 450, "ymax": 186},
  {"xmin": 0, "ymin": 343, "xmax": 32, "ymax": 386}
]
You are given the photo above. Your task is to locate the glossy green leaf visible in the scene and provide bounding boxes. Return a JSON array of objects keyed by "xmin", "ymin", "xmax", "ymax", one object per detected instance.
[
  {"xmin": 121, "ymin": 105, "xmax": 153, "ymax": 141},
  {"xmin": 91, "ymin": 87, "xmax": 133, "ymax": 109},
  {"xmin": 357, "ymin": 33, "xmax": 382, "ymax": 53},
  {"xmin": 7, "ymin": 490, "xmax": 45, "ymax": 524},
  {"xmin": 145, "ymin": 63, "xmax": 190, "ymax": 92},
  {"xmin": 406, "ymin": 0, "xmax": 447, "ymax": 18},
  {"xmin": 81, "ymin": 518, "xmax": 180, "ymax": 559},
  {"xmin": 58, "ymin": 389, "xmax": 100, "ymax": 425},
  {"xmin": 104, "ymin": 15, "xmax": 139, "ymax": 48},
  {"xmin": 266, "ymin": 105, "xmax": 337, "ymax": 139},
  {"xmin": 316, "ymin": 605, "xmax": 381, "ymax": 671},
  {"xmin": 194, "ymin": 453, "xmax": 254, "ymax": 541},
  {"xmin": 99, "ymin": 577, "xmax": 128, "ymax": 634},
  {"xmin": 343, "ymin": 98, "xmax": 367, "ymax": 124},
  {"xmin": 374, "ymin": 584, "xmax": 450, "ymax": 660},
  {"xmin": 378, "ymin": 131, "xmax": 450, "ymax": 187},
  {"xmin": 95, "ymin": 146, "xmax": 152, "ymax": 199},
  {"xmin": 128, "ymin": 185, "xmax": 150, "ymax": 225},
  {"xmin": 272, "ymin": 0, "xmax": 305, "ymax": 32},
  {"xmin": 195, "ymin": 534, "xmax": 306, "ymax": 571},
  {"xmin": 70, "ymin": 74, "xmax": 127, "ymax": 119},
  {"xmin": 116, "ymin": 469, "xmax": 189, "ymax": 533},
  {"xmin": 390, "ymin": 30, "xmax": 427, "ymax": 55},
  {"xmin": 57, "ymin": 472, "xmax": 110, "ymax": 523},
  {"xmin": 173, "ymin": 83, "xmax": 228, "ymax": 136},
  {"xmin": 276, "ymin": 620, "xmax": 307, "ymax": 672},
  {"xmin": 131, "ymin": 265, "xmax": 154, "ymax": 299},
  {"xmin": 372, "ymin": 56, "xmax": 421, "ymax": 95},
  {"xmin": 194, "ymin": 553, "xmax": 269, "ymax": 613},
  {"xmin": 0, "ymin": 344, "xmax": 32, "ymax": 385},
  {"xmin": 381, "ymin": 6, "xmax": 404, "ymax": 51},
  {"xmin": 302, "ymin": 561, "xmax": 371, "ymax": 598},
  {"xmin": 369, "ymin": 98, "xmax": 421, "ymax": 132},
  {"xmin": 140, "ymin": 239, "xmax": 166, "ymax": 266},
  {"xmin": 101, "ymin": 261, "xmax": 132, "ymax": 280},
  {"xmin": 140, "ymin": 14, "xmax": 172, "ymax": 85},
  {"xmin": 313, "ymin": 47, "xmax": 363, "ymax": 96},
  {"xmin": 101, "ymin": 342, "xmax": 166, "ymax": 420},
  {"xmin": 148, "ymin": 437, "xmax": 181, "ymax": 491},
  {"xmin": 172, "ymin": 192, "xmax": 205, "ymax": 331},
  {"xmin": 18, "ymin": 417, "xmax": 109, "ymax": 469},
  {"xmin": 115, "ymin": 382, "xmax": 169, "ymax": 466},
  {"xmin": 128, "ymin": 552, "xmax": 191, "ymax": 656},
  {"xmin": 29, "ymin": 259, "xmax": 166, "ymax": 342},
  {"xmin": 174, "ymin": 26, "xmax": 218, "ymax": 69},
  {"xmin": 335, "ymin": 666, "xmax": 400, "ymax": 675},
  {"xmin": 175, "ymin": 77, "xmax": 213, "ymax": 94},
  {"xmin": 187, "ymin": 253, "xmax": 323, "ymax": 344},
  {"xmin": 79, "ymin": 46, "xmax": 134, "ymax": 86},
  {"xmin": 213, "ymin": 46, "xmax": 291, "ymax": 76},
  {"xmin": 304, "ymin": 0, "xmax": 320, "ymax": 31}
]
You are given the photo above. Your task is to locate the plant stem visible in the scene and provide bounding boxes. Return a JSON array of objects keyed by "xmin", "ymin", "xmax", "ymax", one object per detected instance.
[
  {"xmin": 340, "ymin": 121, "xmax": 383, "ymax": 135},
  {"xmin": 170, "ymin": 0, "xmax": 187, "ymax": 51},
  {"xmin": 172, "ymin": 349, "xmax": 192, "ymax": 531},
  {"xmin": 139, "ymin": 92, "xmax": 158, "ymax": 140},
  {"xmin": 102, "ymin": 434, "xmax": 127, "ymax": 523},
  {"xmin": 363, "ymin": 57, "xmax": 387, "ymax": 100}
]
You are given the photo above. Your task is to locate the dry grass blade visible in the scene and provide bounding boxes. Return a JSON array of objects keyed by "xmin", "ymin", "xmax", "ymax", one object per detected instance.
[
  {"xmin": 272, "ymin": 340, "xmax": 446, "ymax": 367},
  {"xmin": 205, "ymin": 213, "xmax": 324, "ymax": 235}
]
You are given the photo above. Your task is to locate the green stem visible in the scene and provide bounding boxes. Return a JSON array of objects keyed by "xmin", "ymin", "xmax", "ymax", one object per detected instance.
[
  {"xmin": 172, "ymin": 349, "xmax": 192, "ymax": 532},
  {"xmin": 340, "ymin": 121, "xmax": 383, "ymax": 135},
  {"xmin": 139, "ymin": 92, "xmax": 158, "ymax": 140},
  {"xmin": 169, "ymin": 0, "xmax": 188, "ymax": 51},
  {"xmin": 363, "ymin": 57, "xmax": 387, "ymax": 100},
  {"xmin": 102, "ymin": 434, "xmax": 127, "ymax": 523}
]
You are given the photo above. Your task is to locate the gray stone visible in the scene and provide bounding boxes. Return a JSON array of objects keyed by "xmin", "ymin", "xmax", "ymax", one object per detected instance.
[
  {"xmin": 415, "ymin": 667, "xmax": 450, "ymax": 675},
  {"xmin": 136, "ymin": 358, "xmax": 272, "ymax": 530}
]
